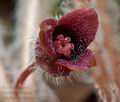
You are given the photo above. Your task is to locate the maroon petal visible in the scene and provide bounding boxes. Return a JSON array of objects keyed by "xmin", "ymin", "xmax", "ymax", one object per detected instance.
[
  {"xmin": 55, "ymin": 49, "xmax": 96, "ymax": 71},
  {"xmin": 58, "ymin": 8, "xmax": 98, "ymax": 47},
  {"xmin": 35, "ymin": 38, "xmax": 50, "ymax": 65},
  {"xmin": 39, "ymin": 19, "xmax": 58, "ymax": 57}
]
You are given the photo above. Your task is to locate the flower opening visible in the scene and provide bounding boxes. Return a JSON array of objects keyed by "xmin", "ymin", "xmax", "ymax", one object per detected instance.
[{"xmin": 54, "ymin": 34, "xmax": 74, "ymax": 57}]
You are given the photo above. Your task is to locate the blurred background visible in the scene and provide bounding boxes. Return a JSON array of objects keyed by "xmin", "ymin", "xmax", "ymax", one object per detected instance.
[{"xmin": 0, "ymin": 0, "xmax": 120, "ymax": 102}]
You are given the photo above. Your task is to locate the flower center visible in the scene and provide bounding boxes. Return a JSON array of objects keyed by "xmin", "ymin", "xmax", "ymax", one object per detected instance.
[{"xmin": 54, "ymin": 35, "xmax": 74, "ymax": 57}]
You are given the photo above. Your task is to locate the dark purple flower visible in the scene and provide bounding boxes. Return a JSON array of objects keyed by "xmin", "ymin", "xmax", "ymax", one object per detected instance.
[
  {"xmin": 35, "ymin": 8, "xmax": 98, "ymax": 76},
  {"xmin": 15, "ymin": 8, "xmax": 98, "ymax": 96}
]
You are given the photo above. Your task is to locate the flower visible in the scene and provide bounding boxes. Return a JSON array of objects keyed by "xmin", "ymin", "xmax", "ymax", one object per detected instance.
[
  {"xmin": 15, "ymin": 8, "xmax": 98, "ymax": 96},
  {"xmin": 35, "ymin": 8, "xmax": 98, "ymax": 77}
]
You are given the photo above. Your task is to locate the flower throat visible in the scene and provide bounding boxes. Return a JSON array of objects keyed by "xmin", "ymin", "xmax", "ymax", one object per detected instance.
[{"xmin": 54, "ymin": 34, "xmax": 74, "ymax": 57}]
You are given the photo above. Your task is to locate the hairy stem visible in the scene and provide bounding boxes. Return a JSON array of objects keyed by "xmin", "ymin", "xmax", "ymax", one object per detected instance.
[{"xmin": 14, "ymin": 62, "xmax": 36, "ymax": 97}]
